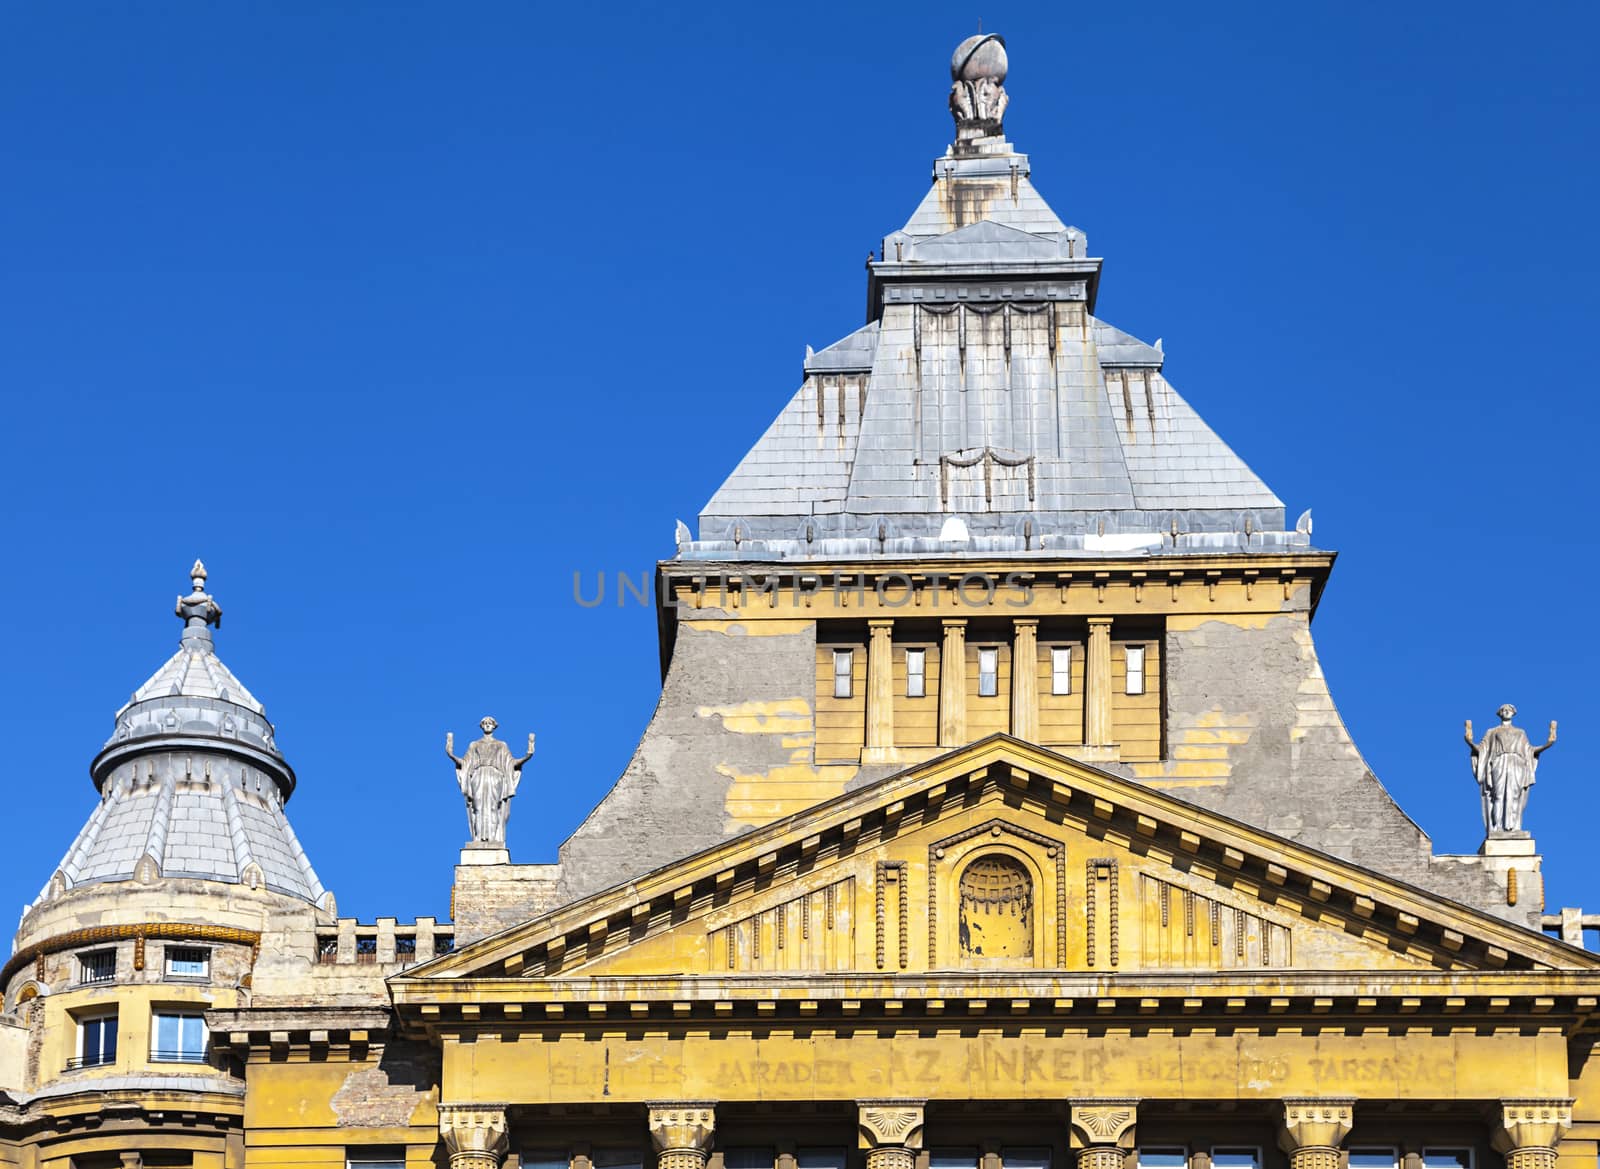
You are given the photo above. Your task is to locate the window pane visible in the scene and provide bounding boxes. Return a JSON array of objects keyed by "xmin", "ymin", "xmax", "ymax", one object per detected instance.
[
  {"xmin": 592, "ymin": 1152, "xmax": 642, "ymax": 1169},
  {"xmin": 978, "ymin": 647, "xmax": 998, "ymax": 696},
  {"xmin": 1139, "ymin": 1152, "xmax": 1187, "ymax": 1169},
  {"xmin": 1125, "ymin": 645, "xmax": 1146, "ymax": 695},
  {"xmin": 1003, "ymin": 1149, "xmax": 1051, "ymax": 1169},
  {"xmin": 1349, "ymin": 1152, "xmax": 1398, "ymax": 1169},
  {"xmin": 80, "ymin": 950, "xmax": 115, "ymax": 984},
  {"xmin": 1211, "ymin": 1151, "xmax": 1259, "ymax": 1169},
  {"xmin": 1051, "ymin": 647, "xmax": 1072, "ymax": 694},
  {"xmin": 522, "ymin": 1153, "xmax": 567, "ymax": 1169},
  {"xmin": 724, "ymin": 1152, "xmax": 775, "ymax": 1169},
  {"xmin": 930, "ymin": 1151, "xmax": 978, "ymax": 1169},
  {"xmin": 348, "ymin": 1149, "xmax": 407, "ymax": 1169},
  {"xmin": 1423, "ymin": 1152, "xmax": 1473, "ymax": 1169},
  {"xmin": 81, "ymin": 1013, "xmax": 117, "ymax": 1064},
  {"xmin": 797, "ymin": 1150, "xmax": 847, "ymax": 1169},
  {"xmin": 833, "ymin": 650, "xmax": 853, "ymax": 698},
  {"xmin": 166, "ymin": 947, "xmax": 209, "ymax": 977},
  {"xmin": 906, "ymin": 649, "xmax": 925, "ymax": 698}
]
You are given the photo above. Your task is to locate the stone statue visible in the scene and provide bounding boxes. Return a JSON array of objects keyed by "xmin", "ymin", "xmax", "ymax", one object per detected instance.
[
  {"xmin": 949, "ymin": 33, "xmax": 1009, "ymax": 144},
  {"xmin": 446, "ymin": 717, "xmax": 535, "ymax": 845},
  {"xmin": 1465, "ymin": 705, "xmax": 1556, "ymax": 835}
]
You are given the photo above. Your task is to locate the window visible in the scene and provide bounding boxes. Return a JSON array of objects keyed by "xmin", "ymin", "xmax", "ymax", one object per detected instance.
[
  {"xmin": 521, "ymin": 1154, "xmax": 568, "ymax": 1169},
  {"xmin": 1210, "ymin": 1150, "xmax": 1260, "ymax": 1169},
  {"xmin": 592, "ymin": 1152, "xmax": 643, "ymax": 1169},
  {"xmin": 978, "ymin": 647, "xmax": 998, "ymax": 696},
  {"xmin": 78, "ymin": 950, "xmax": 115, "ymax": 985},
  {"xmin": 347, "ymin": 1149, "xmax": 407, "ymax": 1169},
  {"xmin": 930, "ymin": 1152, "xmax": 979, "ymax": 1169},
  {"xmin": 1422, "ymin": 1152, "xmax": 1473, "ymax": 1169},
  {"xmin": 1125, "ymin": 644, "xmax": 1147, "ymax": 695},
  {"xmin": 906, "ymin": 648, "xmax": 926, "ymax": 698},
  {"xmin": 796, "ymin": 1152, "xmax": 847, "ymax": 1169},
  {"xmin": 1138, "ymin": 1150, "xmax": 1187, "ymax": 1169},
  {"xmin": 151, "ymin": 1010, "xmax": 207, "ymax": 1063},
  {"xmin": 1002, "ymin": 1150, "xmax": 1052, "ymax": 1169},
  {"xmin": 833, "ymin": 649, "xmax": 853, "ymax": 699},
  {"xmin": 724, "ymin": 1152, "xmax": 775, "ymax": 1169},
  {"xmin": 164, "ymin": 946, "xmax": 209, "ymax": 979},
  {"xmin": 1349, "ymin": 1151, "xmax": 1399, "ymax": 1169},
  {"xmin": 75, "ymin": 1010, "xmax": 117, "ymax": 1068},
  {"xmin": 1051, "ymin": 646, "xmax": 1072, "ymax": 695}
]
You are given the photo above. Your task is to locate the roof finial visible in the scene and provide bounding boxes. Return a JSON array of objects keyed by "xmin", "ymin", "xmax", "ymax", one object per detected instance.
[
  {"xmin": 949, "ymin": 33, "xmax": 1009, "ymax": 153},
  {"xmin": 175, "ymin": 559, "xmax": 223, "ymax": 647}
]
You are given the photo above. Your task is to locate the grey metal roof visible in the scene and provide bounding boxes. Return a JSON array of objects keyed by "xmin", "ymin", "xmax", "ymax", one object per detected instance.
[
  {"xmin": 36, "ymin": 566, "xmax": 326, "ymax": 907},
  {"xmin": 691, "ymin": 130, "xmax": 1293, "ymax": 562}
]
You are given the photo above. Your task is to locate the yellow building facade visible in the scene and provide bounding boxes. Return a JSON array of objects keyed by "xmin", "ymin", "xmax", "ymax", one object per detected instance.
[{"xmin": 3, "ymin": 32, "xmax": 1598, "ymax": 1169}]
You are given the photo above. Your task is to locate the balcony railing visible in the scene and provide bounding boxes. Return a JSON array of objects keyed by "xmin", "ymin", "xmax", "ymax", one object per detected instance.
[
  {"xmin": 65, "ymin": 1052, "xmax": 115, "ymax": 1069},
  {"xmin": 151, "ymin": 1049, "xmax": 209, "ymax": 1064}
]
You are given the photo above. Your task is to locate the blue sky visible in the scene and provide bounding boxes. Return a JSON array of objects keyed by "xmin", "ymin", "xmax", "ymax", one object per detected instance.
[{"xmin": 2, "ymin": 2, "xmax": 1597, "ymax": 927}]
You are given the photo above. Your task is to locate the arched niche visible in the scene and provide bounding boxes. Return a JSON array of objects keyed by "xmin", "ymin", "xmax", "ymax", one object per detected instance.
[
  {"xmin": 928, "ymin": 821, "xmax": 1064, "ymax": 968},
  {"xmin": 958, "ymin": 853, "xmax": 1033, "ymax": 958}
]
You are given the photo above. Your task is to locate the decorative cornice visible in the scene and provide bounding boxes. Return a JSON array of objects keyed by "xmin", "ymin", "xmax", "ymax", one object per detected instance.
[
  {"xmin": 857, "ymin": 1100, "xmax": 926, "ymax": 1149},
  {"xmin": 1278, "ymin": 1098, "xmax": 1356, "ymax": 1153},
  {"xmin": 2, "ymin": 923, "xmax": 260, "ymax": 988},
  {"xmin": 1070, "ymin": 1100, "xmax": 1138, "ymax": 1147}
]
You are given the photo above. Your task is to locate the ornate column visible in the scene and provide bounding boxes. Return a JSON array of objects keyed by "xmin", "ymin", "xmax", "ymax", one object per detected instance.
[
  {"xmin": 1277, "ymin": 1098, "xmax": 1355, "ymax": 1169},
  {"xmin": 1085, "ymin": 618, "xmax": 1113, "ymax": 748},
  {"xmin": 439, "ymin": 1105, "xmax": 510, "ymax": 1169},
  {"xmin": 858, "ymin": 1100, "xmax": 925, "ymax": 1169},
  {"xmin": 865, "ymin": 619, "xmax": 896, "ymax": 761},
  {"xmin": 1070, "ymin": 1100, "xmax": 1138, "ymax": 1169},
  {"xmin": 939, "ymin": 619, "xmax": 968, "ymax": 747},
  {"xmin": 650, "ymin": 1103, "xmax": 717, "ymax": 1169},
  {"xmin": 1493, "ymin": 1099, "xmax": 1574, "ymax": 1169},
  {"xmin": 1010, "ymin": 618, "xmax": 1039, "ymax": 741}
]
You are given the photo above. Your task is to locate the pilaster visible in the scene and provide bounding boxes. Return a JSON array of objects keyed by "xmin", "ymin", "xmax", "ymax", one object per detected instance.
[
  {"xmin": 1493, "ymin": 1099, "xmax": 1574, "ymax": 1169},
  {"xmin": 650, "ymin": 1103, "xmax": 718, "ymax": 1169},
  {"xmin": 939, "ymin": 620, "xmax": 968, "ymax": 747},
  {"xmin": 858, "ymin": 1100, "xmax": 925, "ymax": 1169},
  {"xmin": 1085, "ymin": 618, "xmax": 1113, "ymax": 748},
  {"xmin": 1278, "ymin": 1098, "xmax": 1355, "ymax": 1169},
  {"xmin": 439, "ymin": 1105, "xmax": 510, "ymax": 1169},
  {"xmin": 1070, "ymin": 1100, "xmax": 1138, "ymax": 1169},
  {"xmin": 1011, "ymin": 618, "xmax": 1039, "ymax": 742},
  {"xmin": 863, "ymin": 619, "xmax": 897, "ymax": 762}
]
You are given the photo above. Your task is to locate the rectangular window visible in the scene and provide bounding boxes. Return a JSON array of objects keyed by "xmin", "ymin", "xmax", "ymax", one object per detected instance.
[
  {"xmin": 906, "ymin": 648, "xmax": 926, "ymax": 698},
  {"xmin": 592, "ymin": 1152, "xmax": 643, "ymax": 1169},
  {"xmin": 521, "ymin": 1153, "xmax": 568, "ymax": 1169},
  {"xmin": 1210, "ymin": 1150, "xmax": 1260, "ymax": 1169},
  {"xmin": 1138, "ymin": 1151, "xmax": 1188, "ymax": 1169},
  {"xmin": 151, "ymin": 1010, "xmax": 207, "ymax": 1063},
  {"xmin": 978, "ymin": 647, "xmax": 999, "ymax": 696},
  {"xmin": 833, "ymin": 649, "xmax": 853, "ymax": 699},
  {"xmin": 1422, "ymin": 1152, "xmax": 1473, "ymax": 1169},
  {"xmin": 1051, "ymin": 646, "xmax": 1073, "ymax": 695},
  {"xmin": 1125, "ymin": 644, "xmax": 1147, "ymax": 695},
  {"xmin": 347, "ymin": 1149, "xmax": 407, "ymax": 1169},
  {"xmin": 1002, "ymin": 1150, "xmax": 1052, "ymax": 1169},
  {"xmin": 78, "ymin": 950, "xmax": 115, "ymax": 985},
  {"xmin": 796, "ymin": 1151, "xmax": 847, "ymax": 1169},
  {"xmin": 723, "ymin": 1152, "xmax": 776, "ymax": 1169},
  {"xmin": 930, "ymin": 1152, "xmax": 979, "ymax": 1169},
  {"xmin": 76, "ymin": 1011, "xmax": 117, "ymax": 1068},
  {"xmin": 1349, "ymin": 1152, "xmax": 1399, "ymax": 1169},
  {"xmin": 164, "ymin": 946, "xmax": 209, "ymax": 979}
]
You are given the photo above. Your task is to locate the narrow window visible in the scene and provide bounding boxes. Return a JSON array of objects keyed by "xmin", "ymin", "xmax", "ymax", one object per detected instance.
[
  {"xmin": 75, "ymin": 1010, "xmax": 117, "ymax": 1068},
  {"xmin": 1211, "ymin": 1150, "xmax": 1261, "ymax": 1169},
  {"xmin": 151, "ymin": 1010, "xmax": 207, "ymax": 1063},
  {"xmin": 347, "ymin": 1149, "xmax": 407, "ymax": 1169},
  {"xmin": 978, "ymin": 647, "xmax": 998, "ymax": 696},
  {"xmin": 1051, "ymin": 646, "xmax": 1072, "ymax": 695},
  {"xmin": 832, "ymin": 649, "xmax": 853, "ymax": 699},
  {"xmin": 906, "ymin": 648, "xmax": 926, "ymax": 698},
  {"xmin": 164, "ymin": 946, "xmax": 209, "ymax": 980},
  {"xmin": 1125, "ymin": 644, "xmax": 1146, "ymax": 695},
  {"xmin": 78, "ymin": 950, "xmax": 115, "ymax": 985}
]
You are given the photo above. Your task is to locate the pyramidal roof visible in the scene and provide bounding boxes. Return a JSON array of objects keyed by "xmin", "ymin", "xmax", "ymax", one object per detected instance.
[
  {"xmin": 37, "ymin": 564, "xmax": 326, "ymax": 908},
  {"xmin": 688, "ymin": 36, "xmax": 1300, "ymax": 563}
]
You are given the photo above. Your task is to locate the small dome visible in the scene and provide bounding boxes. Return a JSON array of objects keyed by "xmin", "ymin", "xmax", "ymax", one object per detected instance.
[{"xmin": 951, "ymin": 33, "xmax": 1007, "ymax": 83}]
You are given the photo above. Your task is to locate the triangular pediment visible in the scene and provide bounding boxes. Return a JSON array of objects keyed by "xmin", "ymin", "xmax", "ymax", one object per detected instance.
[{"xmin": 396, "ymin": 739, "xmax": 1597, "ymax": 1016}]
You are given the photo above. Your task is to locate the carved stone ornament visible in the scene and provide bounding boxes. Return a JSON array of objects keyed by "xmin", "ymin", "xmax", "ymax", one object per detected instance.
[
  {"xmin": 1278, "ymin": 1098, "xmax": 1355, "ymax": 1169},
  {"xmin": 175, "ymin": 560, "xmax": 223, "ymax": 631},
  {"xmin": 948, "ymin": 34, "xmax": 1009, "ymax": 145},
  {"xmin": 858, "ymin": 1102, "xmax": 925, "ymax": 1169},
  {"xmin": 446, "ymin": 717, "xmax": 535, "ymax": 845},
  {"xmin": 439, "ymin": 1105, "xmax": 510, "ymax": 1169},
  {"xmin": 1466, "ymin": 706, "xmax": 1557, "ymax": 835},
  {"xmin": 649, "ymin": 1103, "xmax": 717, "ymax": 1169},
  {"xmin": 1070, "ymin": 1101, "xmax": 1139, "ymax": 1147},
  {"xmin": 1492, "ymin": 1099, "xmax": 1574, "ymax": 1169}
]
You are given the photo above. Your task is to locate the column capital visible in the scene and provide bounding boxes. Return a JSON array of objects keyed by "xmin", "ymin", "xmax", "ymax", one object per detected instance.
[
  {"xmin": 1069, "ymin": 1100, "xmax": 1139, "ymax": 1148},
  {"xmin": 1492, "ymin": 1099, "xmax": 1574, "ymax": 1155},
  {"xmin": 1277, "ymin": 1098, "xmax": 1355, "ymax": 1154},
  {"xmin": 439, "ymin": 1105, "xmax": 510, "ymax": 1165},
  {"xmin": 857, "ymin": 1100, "xmax": 926, "ymax": 1150},
  {"xmin": 649, "ymin": 1103, "xmax": 718, "ymax": 1155},
  {"xmin": 1086, "ymin": 616, "xmax": 1114, "ymax": 630},
  {"xmin": 1013, "ymin": 617, "xmax": 1040, "ymax": 630},
  {"xmin": 942, "ymin": 617, "xmax": 969, "ymax": 629},
  {"xmin": 869, "ymin": 618, "xmax": 895, "ymax": 631}
]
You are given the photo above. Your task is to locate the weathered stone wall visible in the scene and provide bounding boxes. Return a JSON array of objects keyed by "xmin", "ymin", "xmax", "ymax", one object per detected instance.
[{"xmin": 452, "ymin": 864, "xmax": 561, "ymax": 946}]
